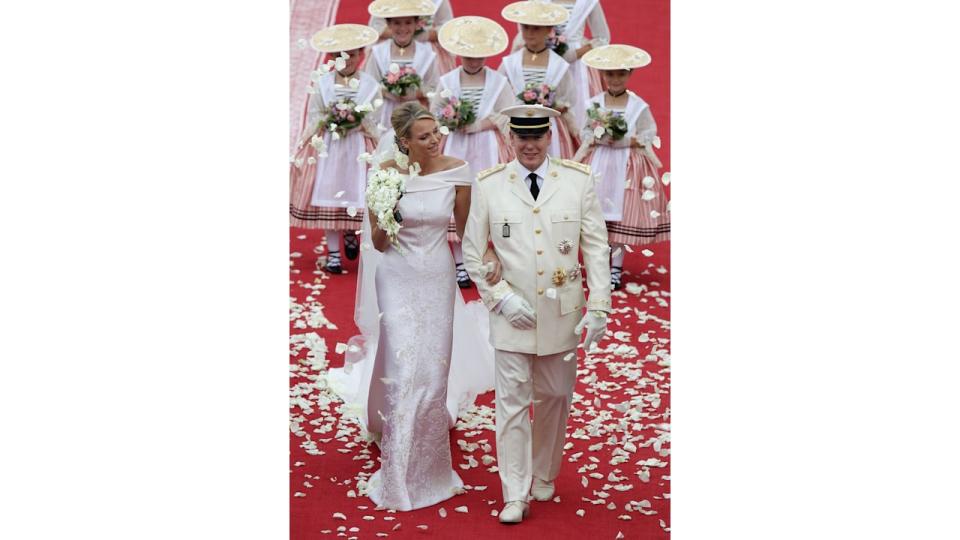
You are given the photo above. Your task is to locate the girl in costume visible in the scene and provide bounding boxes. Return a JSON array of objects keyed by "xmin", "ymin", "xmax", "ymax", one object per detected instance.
[
  {"xmin": 498, "ymin": 1, "xmax": 578, "ymax": 159},
  {"xmin": 368, "ymin": 0, "xmax": 457, "ymax": 75},
  {"xmin": 509, "ymin": 0, "xmax": 611, "ymax": 129},
  {"xmin": 290, "ymin": 24, "xmax": 383, "ymax": 274},
  {"xmin": 574, "ymin": 44, "xmax": 669, "ymax": 290},
  {"xmin": 432, "ymin": 16, "xmax": 516, "ymax": 288}
]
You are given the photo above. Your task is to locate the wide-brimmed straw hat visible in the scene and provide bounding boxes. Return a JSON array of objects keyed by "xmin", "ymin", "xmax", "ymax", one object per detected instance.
[
  {"xmin": 368, "ymin": 0, "xmax": 439, "ymax": 19},
  {"xmin": 501, "ymin": 1, "xmax": 569, "ymax": 27},
  {"xmin": 310, "ymin": 24, "xmax": 380, "ymax": 53},
  {"xmin": 438, "ymin": 16, "xmax": 509, "ymax": 58},
  {"xmin": 582, "ymin": 44, "xmax": 653, "ymax": 70}
]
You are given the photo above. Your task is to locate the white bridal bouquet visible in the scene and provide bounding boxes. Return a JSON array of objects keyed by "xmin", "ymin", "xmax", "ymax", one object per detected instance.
[{"xmin": 363, "ymin": 151, "xmax": 415, "ymax": 251}]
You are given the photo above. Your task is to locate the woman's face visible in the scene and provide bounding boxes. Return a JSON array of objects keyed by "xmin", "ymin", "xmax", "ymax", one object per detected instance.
[
  {"xmin": 387, "ymin": 17, "xmax": 418, "ymax": 44},
  {"xmin": 461, "ymin": 57, "xmax": 486, "ymax": 73},
  {"xmin": 520, "ymin": 24, "xmax": 552, "ymax": 49},
  {"xmin": 402, "ymin": 118, "xmax": 442, "ymax": 159},
  {"xmin": 335, "ymin": 49, "xmax": 362, "ymax": 74},
  {"xmin": 603, "ymin": 69, "xmax": 632, "ymax": 93}
]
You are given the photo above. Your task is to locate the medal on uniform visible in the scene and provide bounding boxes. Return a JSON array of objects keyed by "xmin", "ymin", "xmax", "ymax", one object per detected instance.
[
  {"xmin": 502, "ymin": 223, "xmax": 511, "ymax": 238},
  {"xmin": 552, "ymin": 267, "xmax": 567, "ymax": 287}
]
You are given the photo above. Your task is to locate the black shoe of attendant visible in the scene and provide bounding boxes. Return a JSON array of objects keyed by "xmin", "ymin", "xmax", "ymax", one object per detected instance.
[
  {"xmin": 343, "ymin": 234, "xmax": 360, "ymax": 261},
  {"xmin": 324, "ymin": 250, "xmax": 343, "ymax": 274},
  {"xmin": 456, "ymin": 263, "xmax": 472, "ymax": 289}
]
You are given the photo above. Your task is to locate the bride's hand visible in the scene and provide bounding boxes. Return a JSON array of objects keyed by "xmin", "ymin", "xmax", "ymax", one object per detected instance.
[{"xmin": 482, "ymin": 248, "xmax": 502, "ymax": 284}]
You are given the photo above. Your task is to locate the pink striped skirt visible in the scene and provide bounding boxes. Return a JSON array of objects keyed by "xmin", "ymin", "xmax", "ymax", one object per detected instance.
[
  {"xmin": 289, "ymin": 134, "xmax": 377, "ymax": 230},
  {"xmin": 580, "ymin": 146, "xmax": 670, "ymax": 246}
]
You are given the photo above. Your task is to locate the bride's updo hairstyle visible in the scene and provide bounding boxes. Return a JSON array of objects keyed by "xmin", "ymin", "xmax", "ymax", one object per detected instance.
[{"xmin": 392, "ymin": 102, "xmax": 435, "ymax": 155}]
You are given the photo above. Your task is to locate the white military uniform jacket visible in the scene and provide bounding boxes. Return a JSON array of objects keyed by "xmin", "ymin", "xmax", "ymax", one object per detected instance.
[{"xmin": 462, "ymin": 157, "xmax": 612, "ymax": 356}]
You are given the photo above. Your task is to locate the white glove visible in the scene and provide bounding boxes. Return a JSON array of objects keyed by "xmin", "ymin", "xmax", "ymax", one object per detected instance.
[
  {"xmin": 500, "ymin": 294, "xmax": 536, "ymax": 330},
  {"xmin": 574, "ymin": 310, "xmax": 608, "ymax": 351}
]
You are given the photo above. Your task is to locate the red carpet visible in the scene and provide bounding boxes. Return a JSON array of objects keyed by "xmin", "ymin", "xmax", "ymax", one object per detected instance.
[{"xmin": 291, "ymin": 1, "xmax": 670, "ymax": 538}]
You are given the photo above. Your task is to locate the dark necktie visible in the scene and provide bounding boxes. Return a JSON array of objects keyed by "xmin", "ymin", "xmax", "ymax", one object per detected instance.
[{"xmin": 527, "ymin": 172, "xmax": 540, "ymax": 200}]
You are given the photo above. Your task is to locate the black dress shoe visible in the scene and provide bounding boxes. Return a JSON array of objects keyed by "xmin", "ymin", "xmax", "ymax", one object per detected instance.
[
  {"xmin": 611, "ymin": 265, "xmax": 623, "ymax": 291},
  {"xmin": 456, "ymin": 264, "xmax": 472, "ymax": 289},
  {"xmin": 343, "ymin": 234, "xmax": 359, "ymax": 261},
  {"xmin": 323, "ymin": 251, "xmax": 343, "ymax": 274}
]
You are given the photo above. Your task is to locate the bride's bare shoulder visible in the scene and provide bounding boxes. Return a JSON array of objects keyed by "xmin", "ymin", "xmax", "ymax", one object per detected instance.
[{"xmin": 440, "ymin": 156, "xmax": 467, "ymax": 170}]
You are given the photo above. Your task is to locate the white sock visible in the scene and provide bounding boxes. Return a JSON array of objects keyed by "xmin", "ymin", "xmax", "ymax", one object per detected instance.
[
  {"xmin": 325, "ymin": 231, "xmax": 341, "ymax": 253},
  {"xmin": 451, "ymin": 242, "xmax": 464, "ymax": 265},
  {"xmin": 611, "ymin": 243, "xmax": 626, "ymax": 268}
]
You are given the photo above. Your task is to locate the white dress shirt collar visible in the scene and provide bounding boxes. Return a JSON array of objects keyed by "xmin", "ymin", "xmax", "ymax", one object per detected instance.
[{"xmin": 519, "ymin": 158, "xmax": 550, "ymax": 186}]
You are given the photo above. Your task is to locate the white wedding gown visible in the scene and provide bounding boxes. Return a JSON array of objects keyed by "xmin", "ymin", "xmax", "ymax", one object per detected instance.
[{"xmin": 326, "ymin": 162, "xmax": 495, "ymax": 511}]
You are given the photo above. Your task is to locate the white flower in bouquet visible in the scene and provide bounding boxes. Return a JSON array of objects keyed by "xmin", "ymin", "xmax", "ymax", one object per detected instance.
[
  {"xmin": 354, "ymin": 103, "xmax": 374, "ymax": 113},
  {"xmin": 426, "ymin": 91, "xmax": 437, "ymax": 99},
  {"xmin": 365, "ymin": 166, "xmax": 407, "ymax": 250},
  {"xmin": 593, "ymin": 126, "xmax": 606, "ymax": 140}
]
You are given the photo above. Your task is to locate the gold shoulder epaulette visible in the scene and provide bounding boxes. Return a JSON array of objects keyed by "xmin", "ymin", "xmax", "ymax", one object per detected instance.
[
  {"xmin": 477, "ymin": 163, "xmax": 507, "ymax": 181},
  {"xmin": 560, "ymin": 159, "xmax": 591, "ymax": 175}
]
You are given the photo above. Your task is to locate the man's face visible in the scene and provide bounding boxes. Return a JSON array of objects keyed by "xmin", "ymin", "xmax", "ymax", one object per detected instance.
[{"xmin": 511, "ymin": 130, "xmax": 552, "ymax": 171}]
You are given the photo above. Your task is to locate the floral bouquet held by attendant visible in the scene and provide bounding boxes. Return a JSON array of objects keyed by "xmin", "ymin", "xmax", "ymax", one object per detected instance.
[
  {"xmin": 433, "ymin": 89, "xmax": 476, "ymax": 132},
  {"xmin": 586, "ymin": 102, "xmax": 629, "ymax": 142},
  {"xmin": 321, "ymin": 97, "xmax": 375, "ymax": 139},
  {"xmin": 517, "ymin": 82, "xmax": 557, "ymax": 108},
  {"xmin": 382, "ymin": 63, "xmax": 422, "ymax": 97}
]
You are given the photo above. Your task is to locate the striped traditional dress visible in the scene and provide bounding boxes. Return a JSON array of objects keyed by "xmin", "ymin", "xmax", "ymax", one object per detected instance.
[
  {"xmin": 576, "ymin": 95, "xmax": 670, "ymax": 245},
  {"xmin": 459, "ymin": 85, "xmax": 483, "ymax": 114},
  {"xmin": 522, "ymin": 67, "xmax": 548, "ymax": 87}
]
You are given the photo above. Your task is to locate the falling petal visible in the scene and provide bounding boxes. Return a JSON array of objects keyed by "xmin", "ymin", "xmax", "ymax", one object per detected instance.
[
  {"xmin": 641, "ymin": 249, "xmax": 654, "ymax": 257},
  {"xmin": 576, "ymin": 509, "xmax": 586, "ymax": 517},
  {"xmin": 347, "ymin": 206, "xmax": 358, "ymax": 217},
  {"xmin": 335, "ymin": 57, "xmax": 347, "ymax": 71},
  {"xmin": 642, "ymin": 190, "xmax": 656, "ymax": 201},
  {"xmin": 438, "ymin": 508, "xmax": 447, "ymax": 518},
  {"xmin": 297, "ymin": 38, "xmax": 308, "ymax": 49},
  {"xmin": 642, "ymin": 176, "xmax": 656, "ymax": 188},
  {"xmin": 454, "ymin": 506, "xmax": 468, "ymax": 513},
  {"xmin": 662, "ymin": 172, "xmax": 671, "ymax": 185},
  {"xmin": 545, "ymin": 288, "xmax": 557, "ymax": 299},
  {"xmin": 335, "ymin": 190, "xmax": 345, "ymax": 199},
  {"xmin": 440, "ymin": 88, "xmax": 453, "ymax": 98},
  {"xmin": 650, "ymin": 210, "xmax": 661, "ymax": 219},
  {"xmin": 349, "ymin": 78, "xmax": 360, "ymax": 90},
  {"xmin": 389, "ymin": 63, "xmax": 400, "ymax": 74},
  {"xmin": 439, "ymin": 125, "xmax": 450, "ymax": 135}
]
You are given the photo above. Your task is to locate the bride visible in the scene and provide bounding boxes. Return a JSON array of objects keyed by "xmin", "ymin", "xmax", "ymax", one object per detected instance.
[{"xmin": 327, "ymin": 102, "xmax": 500, "ymax": 511}]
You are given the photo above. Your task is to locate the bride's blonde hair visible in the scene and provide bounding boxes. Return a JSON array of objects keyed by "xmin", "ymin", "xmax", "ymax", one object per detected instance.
[{"xmin": 391, "ymin": 102, "xmax": 435, "ymax": 154}]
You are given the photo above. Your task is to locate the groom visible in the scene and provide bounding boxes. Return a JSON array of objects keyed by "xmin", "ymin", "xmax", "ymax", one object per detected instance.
[{"xmin": 462, "ymin": 105, "xmax": 612, "ymax": 524}]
